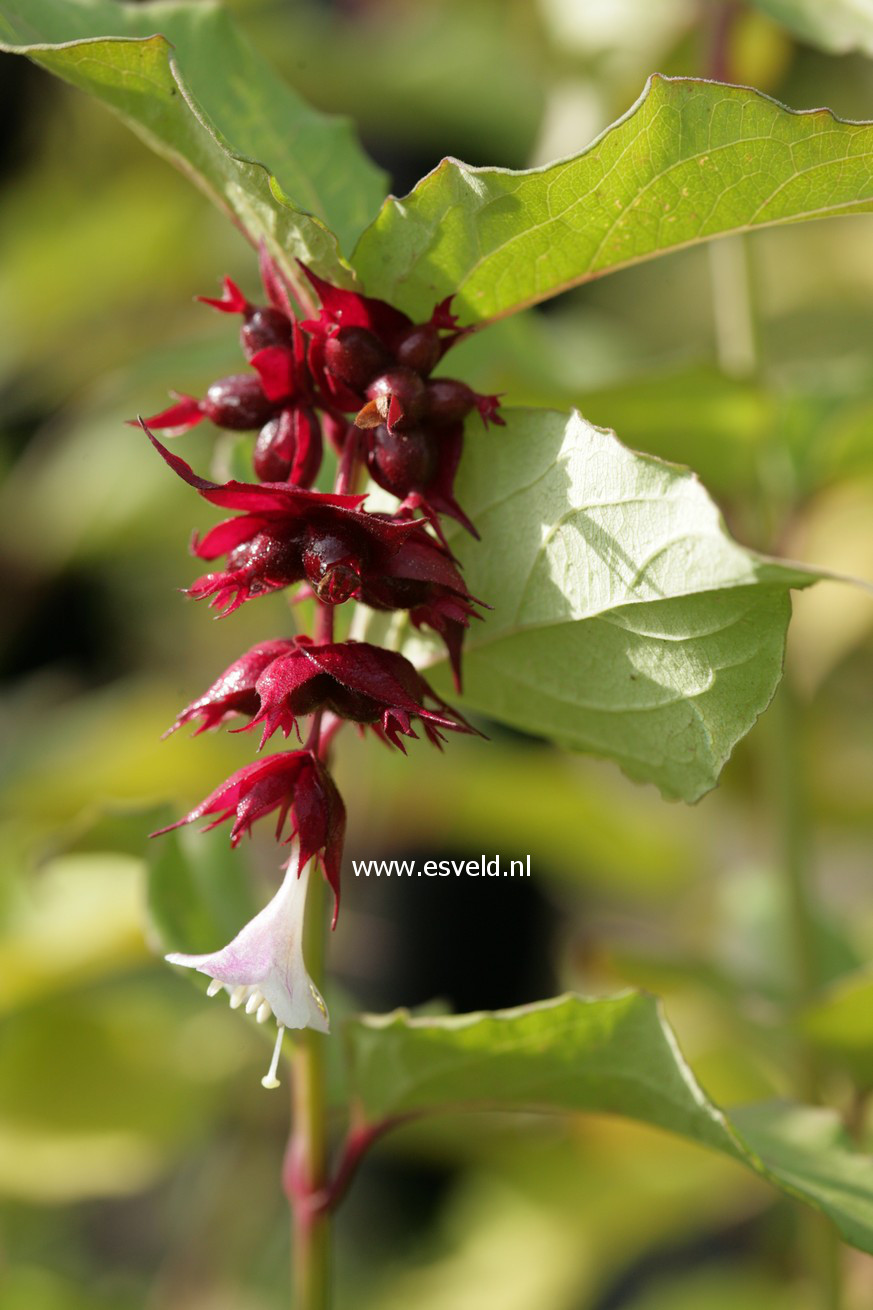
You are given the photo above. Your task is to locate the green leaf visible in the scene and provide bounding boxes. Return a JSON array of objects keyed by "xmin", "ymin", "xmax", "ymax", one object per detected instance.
[
  {"xmin": 801, "ymin": 967, "xmax": 873, "ymax": 1086},
  {"xmin": 344, "ymin": 993, "xmax": 873, "ymax": 1255},
  {"xmin": 379, "ymin": 407, "xmax": 815, "ymax": 801},
  {"xmin": 146, "ymin": 818, "xmax": 258, "ymax": 957},
  {"xmin": 351, "ymin": 75, "xmax": 873, "ymax": 323},
  {"xmin": 0, "ymin": 0, "xmax": 387, "ymax": 288},
  {"xmin": 749, "ymin": 0, "xmax": 873, "ymax": 55}
]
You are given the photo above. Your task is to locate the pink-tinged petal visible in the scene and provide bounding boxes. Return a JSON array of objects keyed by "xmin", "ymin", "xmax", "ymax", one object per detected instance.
[
  {"xmin": 198, "ymin": 276, "xmax": 251, "ymax": 315},
  {"xmin": 142, "ymin": 394, "xmax": 204, "ymax": 434},
  {"xmin": 299, "ymin": 264, "xmax": 412, "ymax": 350},
  {"xmin": 250, "ymin": 346, "xmax": 298, "ymax": 403},
  {"xmin": 259, "ymin": 241, "xmax": 295, "ymax": 319},
  {"xmin": 166, "ymin": 855, "xmax": 329, "ymax": 1035}
]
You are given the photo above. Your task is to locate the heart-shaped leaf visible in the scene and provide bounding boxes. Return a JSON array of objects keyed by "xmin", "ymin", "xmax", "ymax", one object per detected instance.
[{"xmin": 379, "ymin": 407, "xmax": 817, "ymax": 801}]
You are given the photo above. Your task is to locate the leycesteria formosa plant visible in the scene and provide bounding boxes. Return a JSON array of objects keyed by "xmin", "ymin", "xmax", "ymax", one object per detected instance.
[
  {"xmin": 143, "ymin": 248, "xmax": 488, "ymax": 1068},
  {"xmin": 9, "ymin": 1, "xmax": 873, "ymax": 1306}
]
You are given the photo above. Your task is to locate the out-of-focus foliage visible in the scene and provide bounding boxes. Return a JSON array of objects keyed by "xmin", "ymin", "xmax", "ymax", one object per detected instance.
[{"xmin": 3, "ymin": 1, "xmax": 873, "ymax": 1307}]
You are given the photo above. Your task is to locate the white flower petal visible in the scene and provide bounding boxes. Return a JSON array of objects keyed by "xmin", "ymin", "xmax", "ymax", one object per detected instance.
[{"xmin": 165, "ymin": 846, "xmax": 329, "ymax": 1035}]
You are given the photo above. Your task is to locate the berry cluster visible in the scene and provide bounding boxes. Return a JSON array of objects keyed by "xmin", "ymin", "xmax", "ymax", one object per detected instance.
[{"xmin": 145, "ymin": 247, "xmax": 499, "ymax": 1079}]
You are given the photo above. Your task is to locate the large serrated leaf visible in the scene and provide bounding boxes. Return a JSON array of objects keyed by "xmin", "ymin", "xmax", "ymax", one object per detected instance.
[
  {"xmin": 378, "ymin": 408, "xmax": 815, "ymax": 802},
  {"xmin": 344, "ymin": 993, "xmax": 873, "ymax": 1255},
  {"xmin": 351, "ymin": 75, "xmax": 873, "ymax": 322},
  {"xmin": 0, "ymin": 0, "xmax": 387, "ymax": 290}
]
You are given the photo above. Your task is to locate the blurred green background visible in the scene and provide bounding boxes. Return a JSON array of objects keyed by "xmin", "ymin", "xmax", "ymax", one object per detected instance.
[{"xmin": 3, "ymin": 1, "xmax": 873, "ymax": 1306}]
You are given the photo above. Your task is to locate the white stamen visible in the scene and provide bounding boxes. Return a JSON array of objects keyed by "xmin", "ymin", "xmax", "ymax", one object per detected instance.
[
  {"xmin": 206, "ymin": 978, "xmax": 223, "ymax": 998},
  {"xmin": 256, "ymin": 1000, "xmax": 271, "ymax": 1024},
  {"xmin": 245, "ymin": 989, "xmax": 264, "ymax": 1014},
  {"xmin": 229, "ymin": 985, "xmax": 247, "ymax": 1010},
  {"xmin": 261, "ymin": 1025, "xmax": 285, "ymax": 1089}
]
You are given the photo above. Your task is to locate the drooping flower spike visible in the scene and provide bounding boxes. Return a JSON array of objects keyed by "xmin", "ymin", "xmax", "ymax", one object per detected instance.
[
  {"xmin": 248, "ymin": 639, "xmax": 480, "ymax": 750},
  {"xmin": 166, "ymin": 845, "xmax": 328, "ymax": 1089},
  {"xmin": 152, "ymin": 749, "xmax": 346, "ymax": 922}
]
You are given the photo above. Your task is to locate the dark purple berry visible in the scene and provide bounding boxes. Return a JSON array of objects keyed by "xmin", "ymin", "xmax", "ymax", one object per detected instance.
[
  {"xmin": 241, "ymin": 307, "xmax": 295, "ymax": 358},
  {"xmin": 227, "ymin": 529, "xmax": 306, "ymax": 592},
  {"xmin": 425, "ymin": 378, "xmax": 476, "ymax": 426},
  {"xmin": 302, "ymin": 525, "xmax": 369, "ymax": 603},
  {"xmin": 325, "ymin": 684, "xmax": 383, "ymax": 723},
  {"xmin": 253, "ymin": 417, "xmax": 292, "ymax": 481},
  {"xmin": 253, "ymin": 408, "xmax": 323, "ymax": 486},
  {"xmin": 369, "ymin": 424, "xmax": 437, "ymax": 495},
  {"xmin": 324, "ymin": 327, "xmax": 390, "ymax": 393},
  {"xmin": 202, "ymin": 374, "xmax": 276, "ymax": 431},
  {"xmin": 366, "ymin": 367, "xmax": 427, "ymax": 430},
  {"xmin": 395, "ymin": 324, "xmax": 441, "ymax": 375},
  {"xmin": 314, "ymin": 566, "xmax": 361, "ymax": 605}
]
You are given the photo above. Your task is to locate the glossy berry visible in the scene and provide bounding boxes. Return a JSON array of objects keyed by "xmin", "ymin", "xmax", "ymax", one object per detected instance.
[
  {"xmin": 202, "ymin": 375, "xmax": 276, "ymax": 430},
  {"xmin": 365, "ymin": 367, "xmax": 427, "ymax": 431},
  {"xmin": 302, "ymin": 525, "xmax": 368, "ymax": 603},
  {"xmin": 241, "ymin": 307, "xmax": 295, "ymax": 358},
  {"xmin": 253, "ymin": 408, "xmax": 322, "ymax": 486},
  {"xmin": 324, "ymin": 327, "xmax": 390, "ymax": 393},
  {"xmin": 395, "ymin": 324, "xmax": 441, "ymax": 375},
  {"xmin": 425, "ymin": 378, "xmax": 478, "ymax": 426},
  {"xmin": 369, "ymin": 424, "xmax": 437, "ymax": 495}
]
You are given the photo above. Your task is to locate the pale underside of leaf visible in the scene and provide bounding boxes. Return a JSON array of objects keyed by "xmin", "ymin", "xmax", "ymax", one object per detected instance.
[
  {"xmin": 351, "ymin": 74, "xmax": 873, "ymax": 323},
  {"xmin": 373, "ymin": 407, "xmax": 816, "ymax": 801},
  {"xmin": 344, "ymin": 993, "xmax": 873, "ymax": 1256},
  {"xmin": 0, "ymin": 0, "xmax": 388, "ymax": 296}
]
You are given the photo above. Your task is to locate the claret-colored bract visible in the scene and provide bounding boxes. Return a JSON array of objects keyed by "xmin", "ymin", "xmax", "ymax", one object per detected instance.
[{"xmin": 153, "ymin": 750, "xmax": 346, "ymax": 922}]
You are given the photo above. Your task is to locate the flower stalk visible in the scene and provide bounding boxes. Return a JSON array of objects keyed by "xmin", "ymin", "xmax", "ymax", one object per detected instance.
[
  {"xmin": 146, "ymin": 246, "xmax": 497, "ymax": 1307},
  {"xmin": 287, "ymin": 864, "xmax": 331, "ymax": 1310}
]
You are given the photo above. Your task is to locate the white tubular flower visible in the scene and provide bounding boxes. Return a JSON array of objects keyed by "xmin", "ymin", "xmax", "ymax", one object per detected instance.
[{"xmin": 166, "ymin": 847, "xmax": 329, "ymax": 1089}]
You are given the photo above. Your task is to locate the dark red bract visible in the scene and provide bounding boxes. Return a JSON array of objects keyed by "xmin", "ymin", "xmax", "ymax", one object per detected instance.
[
  {"xmin": 152, "ymin": 749, "xmax": 346, "ymax": 924},
  {"xmin": 166, "ymin": 639, "xmax": 297, "ymax": 737},
  {"xmin": 248, "ymin": 639, "xmax": 479, "ymax": 750}
]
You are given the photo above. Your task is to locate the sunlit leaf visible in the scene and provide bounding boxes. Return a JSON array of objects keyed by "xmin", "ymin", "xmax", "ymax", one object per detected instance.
[
  {"xmin": 352, "ymin": 76, "xmax": 873, "ymax": 322},
  {"xmin": 383, "ymin": 407, "xmax": 817, "ymax": 801}
]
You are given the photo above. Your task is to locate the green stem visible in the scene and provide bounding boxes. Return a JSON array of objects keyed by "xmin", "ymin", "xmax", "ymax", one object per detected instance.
[
  {"xmin": 769, "ymin": 680, "xmax": 843, "ymax": 1310},
  {"xmin": 708, "ymin": 233, "xmax": 759, "ymax": 380},
  {"xmin": 289, "ymin": 867, "xmax": 331, "ymax": 1310},
  {"xmin": 702, "ymin": 91, "xmax": 843, "ymax": 1296}
]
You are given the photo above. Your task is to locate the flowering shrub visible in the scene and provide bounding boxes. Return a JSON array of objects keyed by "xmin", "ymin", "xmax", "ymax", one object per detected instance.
[{"xmin": 6, "ymin": 2, "xmax": 873, "ymax": 1308}]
